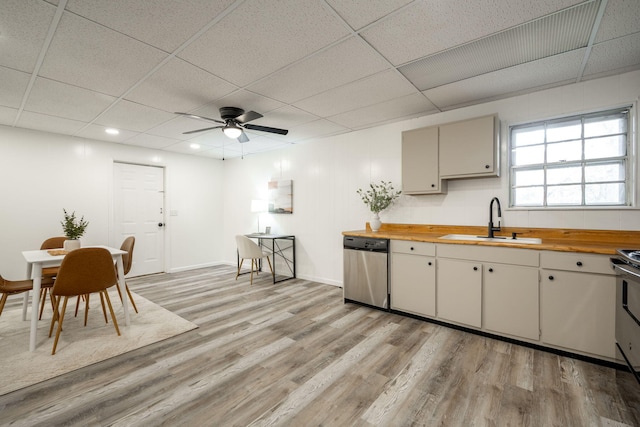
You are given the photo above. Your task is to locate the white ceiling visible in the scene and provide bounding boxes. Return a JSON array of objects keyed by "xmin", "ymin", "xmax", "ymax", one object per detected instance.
[{"xmin": 1, "ymin": 0, "xmax": 638, "ymax": 159}]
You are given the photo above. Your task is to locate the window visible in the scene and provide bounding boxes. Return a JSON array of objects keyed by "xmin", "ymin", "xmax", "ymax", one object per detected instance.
[{"xmin": 509, "ymin": 107, "xmax": 631, "ymax": 207}]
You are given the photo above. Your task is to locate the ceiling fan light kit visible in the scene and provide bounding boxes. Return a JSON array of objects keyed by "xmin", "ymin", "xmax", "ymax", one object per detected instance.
[
  {"xmin": 222, "ymin": 125, "xmax": 242, "ymax": 139},
  {"xmin": 176, "ymin": 107, "xmax": 289, "ymax": 143}
]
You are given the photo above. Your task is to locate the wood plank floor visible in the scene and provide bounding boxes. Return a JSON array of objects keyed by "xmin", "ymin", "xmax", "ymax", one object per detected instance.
[{"xmin": 1, "ymin": 265, "xmax": 639, "ymax": 426}]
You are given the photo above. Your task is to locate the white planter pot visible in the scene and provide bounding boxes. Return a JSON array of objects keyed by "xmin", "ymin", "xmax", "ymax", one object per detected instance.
[
  {"xmin": 370, "ymin": 213, "xmax": 381, "ymax": 232},
  {"xmin": 63, "ymin": 239, "xmax": 81, "ymax": 251}
]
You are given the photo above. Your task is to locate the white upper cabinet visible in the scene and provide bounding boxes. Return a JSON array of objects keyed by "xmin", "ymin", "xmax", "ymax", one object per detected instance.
[
  {"xmin": 439, "ymin": 114, "xmax": 499, "ymax": 179},
  {"xmin": 401, "ymin": 125, "xmax": 446, "ymax": 194}
]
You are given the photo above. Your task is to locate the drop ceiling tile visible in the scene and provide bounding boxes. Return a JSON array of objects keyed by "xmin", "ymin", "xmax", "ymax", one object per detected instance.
[
  {"xmin": 424, "ymin": 49, "xmax": 585, "ymax": 110},
  {"xmin": 38, "ymin": 11, "xmax": 168, "ymax": 96},
  {"xmin": 399, "ymin": 2, "xmax": 598, "ymax": 90},
  {"xmin": 199, "ymin": 144, "xmax": 243, "ymax": 159},
  {"xmin": 229, "ymin": 136, "xmax": 289, "ymax": 152},
  {"xmin": 329, "ymin": 93, "xmax": 439, "ymax": 129},
  {"xmin": 94, "ymin": 100, "xmax": 176, "ymax": 133},
  {"xmin": 294, "ymin": 69, "xmax": 417, "ymax": 117},
  {"xmin": 125, "ymin": 58, "xmax": 237, "ymax": 113},
  {"xmin": 177, "ymin": 0, "xmax": 350, "ymax": 86},
  {"xmin": 283, "ymin": 119, "xmax": 349, "ymax": 142},
  {"xmin": 584, "ymin": 33, "xmax": 640, "ymax": 78},
  {"xmin": 64, "ymin": 0, "xmax": 237, "ymax": 52},
  {"xmin": 248, "ymin": 37, "xmax": 390, "ymax": 103},
  {"xmin": 24, "ymin": 77, "xmax": 116, "ymax": 122},
  {"xmin": 0, "ymin": 0, "xmax": 56, "ymax": 72},
  {"xmin": 185, "ymin": 130, "xmax": 229, "ymax": 148},
  {"xmin": 0, "ymin": 107, "xmax": 18, "ymax": 126},
  {"xmin": 146, "ymin": 116, "xmax": 204, "ymax": 140},
  {"xmin": 594, "ymin": 0, "xmax": 640, "ymax": 43},
  {"xmin": 75, "ymin": 123, "xmax": 139, "ymax": 142},
  {"xmin": 361, "ymin": 0, "xmax": 584, "ymax": 65},
  {"xmin": 161, "ymin": 140, "xmax": 218, "ymax": 156},
  {"xmin": 15, "ymin": 110, "xmax": 86, "ymax": 135},
  {"xmin": 126, "ymin": 133, "xmax": 182, "ymax": 150},
  {"xmin": 0, "ymin": 66, "xmax": 30, "ymax": 109},
  {"xmin": 325, "ymin": 0, "xmax": 413, "ymax": 31}
]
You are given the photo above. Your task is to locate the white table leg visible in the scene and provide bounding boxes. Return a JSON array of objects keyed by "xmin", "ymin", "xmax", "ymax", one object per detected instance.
[
  {"xmin": 115, "ymin": 255, "xmax": 130, "ymax": 326},
  {"xmin": 29, "ymin": 265, "xmax": 42, "ymax": 352},
  {"xmin": 22, "ymin": 262, "xmax": 33, "ymax": 321}
]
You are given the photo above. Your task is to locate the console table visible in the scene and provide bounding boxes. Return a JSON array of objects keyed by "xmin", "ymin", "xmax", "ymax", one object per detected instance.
[{"xmin": 244, "ymin": 233, "xmax": 296, "ymax": 283}]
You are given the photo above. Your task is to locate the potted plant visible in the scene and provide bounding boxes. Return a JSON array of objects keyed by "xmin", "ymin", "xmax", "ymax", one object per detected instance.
[
  {"xmin": 357, "ymin": 181, "xmax": 401, "ymax": 232},
  {"xmin": 61, "ymin": 209, "xmax": 89, "ymax": 251}
]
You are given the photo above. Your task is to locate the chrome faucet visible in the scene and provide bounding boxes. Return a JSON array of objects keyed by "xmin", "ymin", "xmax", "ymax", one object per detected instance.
[{"xmin": 488, "ymin": 197, "xmax": 502, "ymax": 238}]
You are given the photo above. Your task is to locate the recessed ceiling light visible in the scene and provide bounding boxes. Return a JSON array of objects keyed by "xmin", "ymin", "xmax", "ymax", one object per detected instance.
[
  {"xmin": 190, "ymin": 143, "xmax": 200, "ymax": 149},
  {"xmin": 105, "ymin": 128, "xmax": 119, "ymax": 135}
]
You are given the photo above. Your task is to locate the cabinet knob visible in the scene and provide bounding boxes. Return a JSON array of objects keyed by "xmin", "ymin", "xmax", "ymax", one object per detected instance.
[
  {"xmin": 473, "ymin": 266, "xmax": 478, "ymax": 271},
  {"xmin": 549, "ymin": 275, "xmax": 554, "ymax": 281},
  {"xmin": 576, "ymin": 261, "xmax": 583, "ymax": 267},
  {"xmin": 485, "ymin": 165, "xmax": 490, "ymax": 169},
  {"xmin": 431, "ymin": 184, "xmax": 435, "ymax": 188},
  {"xmin": 428, "ymin": 261, "xmax": 432, "ymax": 266},
  {"xmin": 488, "ymin": 268, "xmax": 493, "ymax": 273},
  {"xmin": 410, "ymin": 247, "xmax": 414, "ymax": 251}
]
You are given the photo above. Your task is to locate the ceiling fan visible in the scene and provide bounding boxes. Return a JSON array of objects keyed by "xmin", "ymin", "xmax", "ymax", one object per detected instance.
[{"xmin": 175, "ymin": 107, "xmax": 288, "ymax": 143}]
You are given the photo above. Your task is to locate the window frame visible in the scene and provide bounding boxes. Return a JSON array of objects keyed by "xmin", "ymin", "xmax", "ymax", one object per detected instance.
[{"xmin": 508, "ymin": 106, "xmax": 634, "ymax": 209}]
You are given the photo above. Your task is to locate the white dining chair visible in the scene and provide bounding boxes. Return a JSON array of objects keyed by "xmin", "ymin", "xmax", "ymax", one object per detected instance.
[{"xmin": 235, "ymin": 235, "xmax": 273, "ymax": 285}]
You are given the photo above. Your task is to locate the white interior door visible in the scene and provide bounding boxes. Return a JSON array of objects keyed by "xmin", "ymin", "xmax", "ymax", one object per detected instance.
[{"xmin": 113, "ymin": 162, "xmax": 165, "ymax": 277}]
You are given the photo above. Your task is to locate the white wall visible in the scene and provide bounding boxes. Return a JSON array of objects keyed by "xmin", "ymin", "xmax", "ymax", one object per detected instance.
[
  {"xmin": 1, "ymin": 71, "xmax": 638, "ymax": 287},
  {"xmin": 0, "ymin": 126, "xmax": 224, "ymax": 280},
  {"xmin": 221, "ymin": 70, "xmax": 640, "ymax": 286}
]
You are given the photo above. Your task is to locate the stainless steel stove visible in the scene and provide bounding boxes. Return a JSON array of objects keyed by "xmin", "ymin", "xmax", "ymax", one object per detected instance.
[
  {"xmin": 616, "ymin": 249, "xmax": 640, "ymax": 269},
  {"xmin": 611, "ymin": 250, "xmax": 640, "ymax": 392}
]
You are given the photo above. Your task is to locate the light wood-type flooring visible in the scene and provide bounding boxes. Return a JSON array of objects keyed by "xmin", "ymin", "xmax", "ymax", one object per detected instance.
[{"xmin": 1, "ymin": 265, "xmax": 639, "ymax": 426}]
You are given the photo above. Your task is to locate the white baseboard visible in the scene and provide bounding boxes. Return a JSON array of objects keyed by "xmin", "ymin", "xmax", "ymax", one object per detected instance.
[{"xmin": 168, "ymin": 262, "xmax": 344, "ymax": 288}]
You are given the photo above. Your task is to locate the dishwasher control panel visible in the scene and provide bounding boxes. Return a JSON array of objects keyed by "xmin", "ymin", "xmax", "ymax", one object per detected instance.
[{"xmin": 344, "ymin": 236, "xmax": 389, "ymax": 252}]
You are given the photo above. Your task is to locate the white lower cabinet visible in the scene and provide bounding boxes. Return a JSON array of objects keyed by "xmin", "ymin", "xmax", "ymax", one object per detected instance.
[
  {"xmin": 437, "ymin": 258, "xmax": 482, "ymax": 328},
  {"xmin": 541, "ymin": 269, "xmax": 616, "ymax": 359},
  {"xmin": 436, "ymin": 244, "xmax": 539, "ymax": 332},
  {"xmin": 483, "ymin": 264, "xmax": 539, "ymax": 340},
  {"xmin": 540, "ymin": 251, "xmax": 616, "ymax": 359},
  {"xmin": 388, "ymin": 241, "xmax": 615, "ymax": 361},
  {"xmin": 391, "ymin": 241, "xmax": 436, "ymax": 317}
]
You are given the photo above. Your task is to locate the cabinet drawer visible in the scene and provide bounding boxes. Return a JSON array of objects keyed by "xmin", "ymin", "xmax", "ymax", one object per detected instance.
[
  {"xmin": 391, "ymin": 240, "xmax": 435, "ymax": 256},
  {"xmin": 540, "ymin": 251, "xmax": 613, "ymax": 275},
  {"xmin": 437, "ymin": 244, "xmax": 539, "ymax": 267}
]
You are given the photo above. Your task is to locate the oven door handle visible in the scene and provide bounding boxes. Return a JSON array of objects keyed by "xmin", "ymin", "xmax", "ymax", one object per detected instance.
[
  {"xmin": 613, "ymin": 262, "xmax": 640, "ymax": 328},
  {"xmin": 613, "ymin": 262, "xmax": 640, "ymax": 281}
]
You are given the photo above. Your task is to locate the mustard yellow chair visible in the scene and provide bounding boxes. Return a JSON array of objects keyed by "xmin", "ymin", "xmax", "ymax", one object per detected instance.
[
  {"xmin": 0, "ymin": 274, "xmax": 54, "ymax": 318},
  {"xmin": 116, "ymin": 236, "xmax": 138, "ymax": 313},
  {"xmin": 38, "ymin": 236, "xmax": 66, "ymax": 319},
  {"xmin": 49, "ymin": 248, "xmax": 120, "ymax": 355}
]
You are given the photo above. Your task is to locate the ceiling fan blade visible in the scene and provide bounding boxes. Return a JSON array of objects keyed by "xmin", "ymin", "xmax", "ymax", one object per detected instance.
[
  {"xmin": 175, "ymin": 112, "xmax": 224, "ymax": 124},
  {"xmin": 243, "ymin": 123, "xmax": 288, "ymax": 135},
  {"xmin": 183, "ymin": 126, "xmax": 223, "ymax": 135},
  {"xmin": 238, "ymin": 131, "xmax": 249, "ymax": 143},
  {"xmin": 235, "ymin": 110, "xmax": 263, "ymax": 124}
]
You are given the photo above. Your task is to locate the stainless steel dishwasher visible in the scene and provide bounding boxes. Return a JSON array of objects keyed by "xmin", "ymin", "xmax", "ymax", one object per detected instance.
[{"xmin": 343, "ymin": 236, "xmax": 389, "ymax": 310}]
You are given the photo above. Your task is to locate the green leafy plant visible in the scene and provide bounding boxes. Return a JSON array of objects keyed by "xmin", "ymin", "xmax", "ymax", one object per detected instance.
[
  {"xmin": 357, "ymin": 181, "xmax": 401, "ymax": 214},
  {"xmin": 61, "ymin": 209, "xmax": 89, "ymax": 240}
]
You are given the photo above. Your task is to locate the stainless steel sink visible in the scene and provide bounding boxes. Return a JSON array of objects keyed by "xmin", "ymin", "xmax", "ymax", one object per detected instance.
[{"xmin": 439, "ymin": 234, "xmax": 542, "ymax": 244}]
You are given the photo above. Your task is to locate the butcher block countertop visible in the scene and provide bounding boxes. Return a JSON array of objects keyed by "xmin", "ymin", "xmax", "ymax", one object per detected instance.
[{"xmin": 343, "ymin": 223, "xmax": 640, "ymax": 255}]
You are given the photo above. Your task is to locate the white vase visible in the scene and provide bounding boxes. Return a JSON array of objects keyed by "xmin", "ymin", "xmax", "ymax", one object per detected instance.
[
  {"xmin": 63, "ymin": 239, "xmax": 81, "ymax": 251},
  {"xmin": 370, "ymin": 213, "xmax": 381, "ymax": 232}
]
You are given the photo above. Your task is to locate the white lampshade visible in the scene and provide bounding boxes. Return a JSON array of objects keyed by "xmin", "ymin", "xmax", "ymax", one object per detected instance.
[{"xmin": 223, "ymin": 125, "xmax": 242, "ymax": 139}]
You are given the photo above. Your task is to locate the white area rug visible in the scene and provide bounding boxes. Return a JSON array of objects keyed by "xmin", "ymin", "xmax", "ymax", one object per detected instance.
[{"xmin": 0, "ymin": 289, "xmax": 197, "ymax": 396}]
